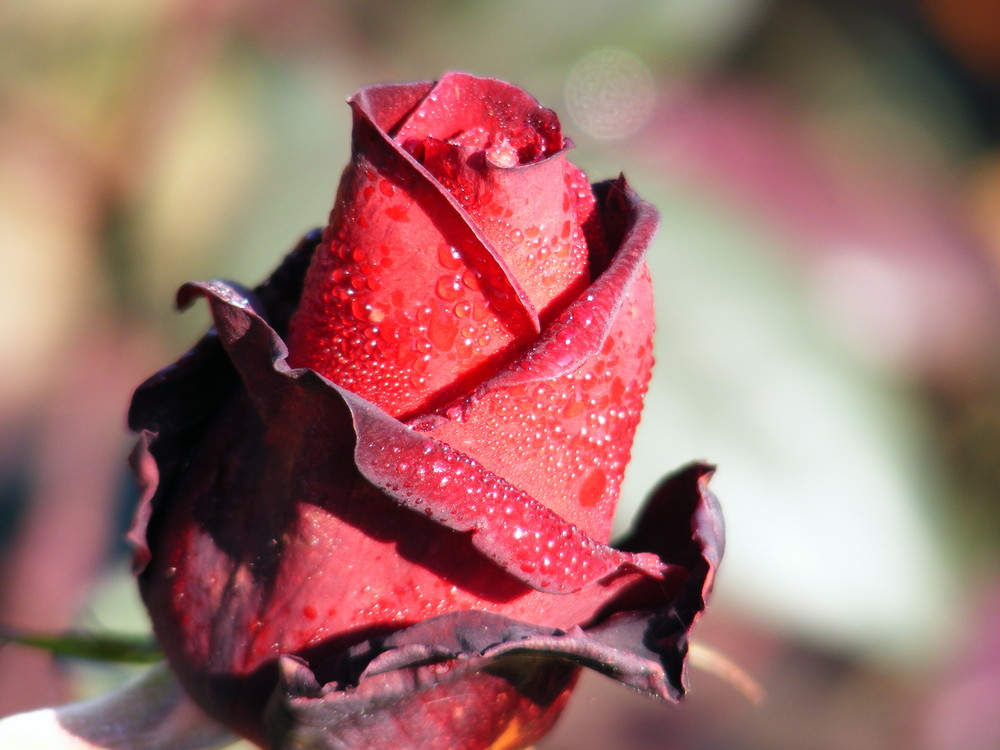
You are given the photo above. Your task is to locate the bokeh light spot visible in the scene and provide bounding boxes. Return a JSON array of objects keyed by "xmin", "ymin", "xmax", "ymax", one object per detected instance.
[{"xmin": 564, "ymin": 49, "xmax": 655, "ymax": 140}]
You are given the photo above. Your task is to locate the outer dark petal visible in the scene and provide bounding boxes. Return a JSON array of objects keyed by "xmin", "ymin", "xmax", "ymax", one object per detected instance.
[
  {"xmin": 616, "ymin": 463, "xmax": 725, "ymax": 694},
  {"xmin": 263, "ymin": 463, "xmax": 722, "ymax": 749},
  {"xmin": 127, "ymin": 229, "xmax": 321, "ymax": 573}
]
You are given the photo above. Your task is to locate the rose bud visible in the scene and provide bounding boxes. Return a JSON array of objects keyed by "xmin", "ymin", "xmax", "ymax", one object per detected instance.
[{"xmin": 128, "ymin": 73, "xmax": 724, "ymax": 750}]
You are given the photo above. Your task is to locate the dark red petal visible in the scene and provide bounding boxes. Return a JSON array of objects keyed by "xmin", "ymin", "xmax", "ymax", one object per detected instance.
[
  {"xmin": 264, "ymin": 457, "xmax": 725, "ymax": 747},
  {"xmin": 618, "ymin": 462, "xmax": 725, "ymax": 619},
  {"xmin": 127, "ymin": 229, "xmax": 322, "ymax": 575},
  {"xmin": 273, "ymin": 656, "xmax": 576, "ymax": 750}
]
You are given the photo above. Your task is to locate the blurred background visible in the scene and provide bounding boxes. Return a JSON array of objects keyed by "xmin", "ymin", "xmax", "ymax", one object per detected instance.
[{"xmin": 2, "ymin": 0, "xmax": 1000, "ymax": 748}]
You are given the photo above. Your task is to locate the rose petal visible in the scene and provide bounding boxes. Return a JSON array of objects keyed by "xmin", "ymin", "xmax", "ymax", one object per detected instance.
[
  {"xmin": 127, "ymin": 229, "xmax": 322, "ymax": 575},
  {"xmin": 391, "ymin": 72, "xmax": 594, "ymax": 325},
  {"xmin": 350, "ymin": 78, "xmax": 540, "ymax": 337},
  {"xmin": 411, "ymin": 179, "xmax": 658, "ymax": 540},
  {"xmin": 347, "ymin": 389, "xmax": 665, "ymax": 593},
  {"xmin": 393, "ymin": 72, "xmax": 563, "ymax": 160},
  {"xmin": 263, "ymin": 458, "xmax": 723, "ymax": 748},
  {"xmin": 472, "ymin": 179, "xmax": 658, "ymax": 390},
  {"xmin": 288, "ymin": 79, "xmax": 552, "ymax": 418},
  {"xmin": 174, "ymin": 275, "xmax": 665, "ymax": 596},
  {"xmin": 270, "ymin": 647, "xmax": 576, "ymax": 750}
]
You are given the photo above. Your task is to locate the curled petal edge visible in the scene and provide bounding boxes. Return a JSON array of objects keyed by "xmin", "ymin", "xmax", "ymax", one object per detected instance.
[{"xmin": 264, "ymin": 460, "xmax": 721, "ymax": 748}]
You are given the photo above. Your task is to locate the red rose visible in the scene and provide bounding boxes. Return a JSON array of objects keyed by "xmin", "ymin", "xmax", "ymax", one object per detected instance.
[{"xmin": 128, "ymin": 73, "xmax": 723, "ymax": 749}]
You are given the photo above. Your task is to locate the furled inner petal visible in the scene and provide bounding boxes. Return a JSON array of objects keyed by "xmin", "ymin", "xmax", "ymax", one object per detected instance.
[
  {"xmin": 392, "ymin": 72, "xmax": 563, "ymax": 164},
  {"xmin": 396, "ymin": 72, "xmax": 601, "ymax": 327},
  {"xmin": 286, "ymin": 72, "xmax": 607, "ymax": 420}
]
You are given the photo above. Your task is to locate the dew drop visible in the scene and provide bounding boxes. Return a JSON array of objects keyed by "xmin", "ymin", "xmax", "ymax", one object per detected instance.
[
  {"xmin": 437, "ymin": 244, "xmax": 463, "ymax": 270},
  {"xmin": 436, "ymin": 276, "xmax": 463, "ymax": 301},
  {"xmin": 462, "ymin": 269, "xmax": 482, "ymax": 292}
]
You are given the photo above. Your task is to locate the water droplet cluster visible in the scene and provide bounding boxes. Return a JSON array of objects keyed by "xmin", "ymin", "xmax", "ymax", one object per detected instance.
[
  {"xmin": 427, "ymin": 272, "xmax": 655, "ymax": 541},
  {"xmin": 288, "ymin": 70, "xmax": 601, "ymax": 418},
  {"xmin": 394, "ymin": 77, "xmax": 563, "ymax": 167},
  {"xmin": 364, "ymin": 428, "xmax": 639, "ymax": 594},
  {"xmin": 287, "ymin": 164, "xmax": 527, "ymax": 417},
  {"xmin": 417, "ymin": 136, "xmax": 595, "ymax": 328}
]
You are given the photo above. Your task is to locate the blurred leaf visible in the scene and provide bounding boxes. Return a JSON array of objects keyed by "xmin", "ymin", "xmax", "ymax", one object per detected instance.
[{"xmin": 0, "ymin": 626, "xmax": 161, "ymax": 664}]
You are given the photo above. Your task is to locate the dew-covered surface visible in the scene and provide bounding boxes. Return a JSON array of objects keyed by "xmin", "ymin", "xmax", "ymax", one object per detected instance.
[
  {"xmin": 286, "ymin": 72, "xmax": 658, "ymax": 545},
  {"xmin": 286, "ymin": 73, "xmax": 614, "ymax": 420},
  {"xmin": 129, "ymin": 263, "xmax": 720, "ymax": 746},
  {"xmin": 127, "ymin": 135, "xmax": 720, "ymax": 744},
  {"xmin": 133, "ymin": 180, "xmax": 674, "ymax": 675}
]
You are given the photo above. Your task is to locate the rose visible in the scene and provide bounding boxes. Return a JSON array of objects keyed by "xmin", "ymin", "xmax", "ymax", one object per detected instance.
[
  {"xmin": 128, "ymin": 73, "xmax": 723, "ymax": 749},
  {"xmin": 129, "ymin": 71, "xmax": 722, "ymax": 749}
]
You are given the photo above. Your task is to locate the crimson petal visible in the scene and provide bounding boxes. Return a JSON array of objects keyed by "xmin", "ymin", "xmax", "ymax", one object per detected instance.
[
  {"xmin": 263, "ymin": 460, "xmax": 722, "ymax": 749},
  {"xmin": 424, "ymin": 177, "xmax": 658, "ymax": 424}
]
